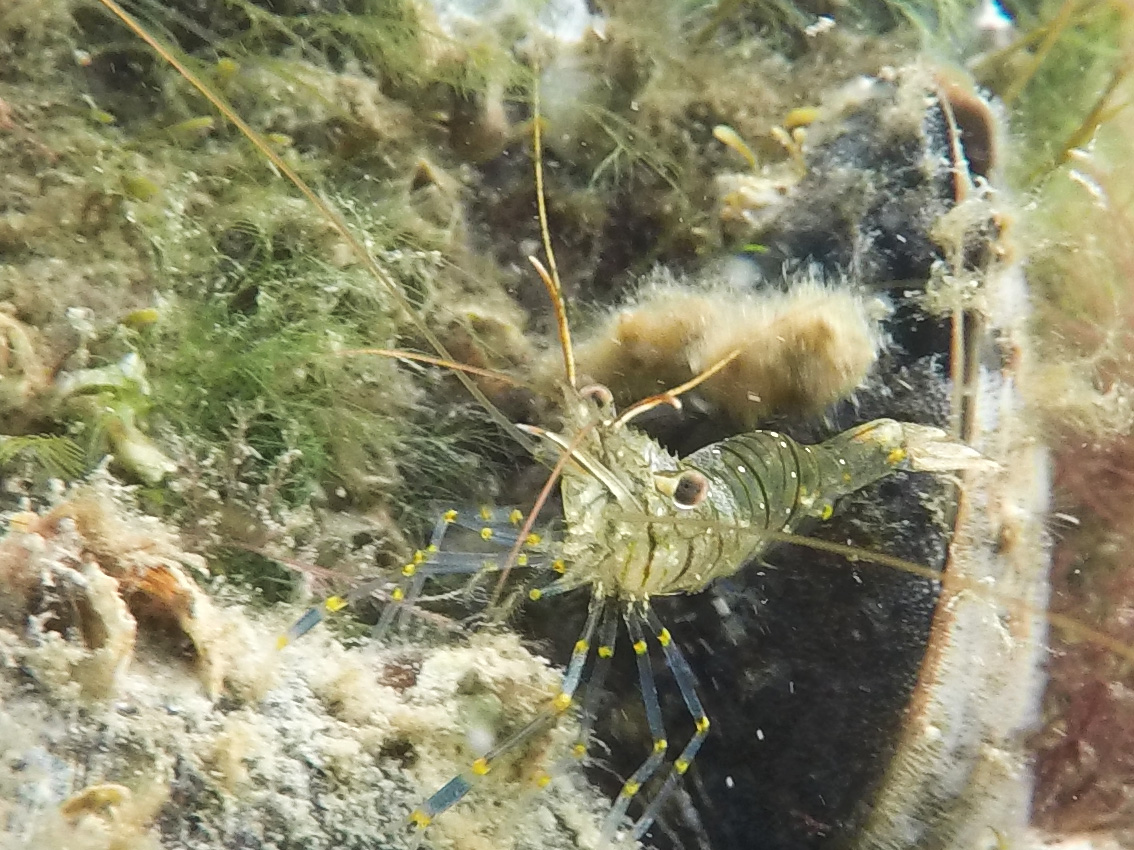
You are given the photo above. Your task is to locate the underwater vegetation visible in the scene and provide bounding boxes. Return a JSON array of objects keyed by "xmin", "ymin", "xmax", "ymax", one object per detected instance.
[{"xmin": 0, "ymin": 0, "xmax": 1133, "ymax": 848}]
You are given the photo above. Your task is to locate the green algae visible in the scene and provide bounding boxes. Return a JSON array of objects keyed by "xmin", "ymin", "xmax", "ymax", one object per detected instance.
[
  {"xmin": 978, "ymin": 1, "xmax": 1129, "ymax": 184},
  {"xmin": 0, "ymin": 434, "xmax": 85, "ymax": 478},
  {"xmin": 1, "ymin": 0, "xmax": 531, "ymax": 585}
]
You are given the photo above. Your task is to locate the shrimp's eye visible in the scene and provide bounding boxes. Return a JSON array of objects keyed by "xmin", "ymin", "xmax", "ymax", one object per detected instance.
[{"xmin": 672, "ymin": 470, "xmax": 709, "ymax": 509}]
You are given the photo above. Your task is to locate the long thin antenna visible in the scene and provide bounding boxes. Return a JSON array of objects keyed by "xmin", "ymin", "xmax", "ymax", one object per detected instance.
[
  {"xmin": 762, "ymin": 530, "xmax": 1134, "ymax": 664},
  {"xmin": 485, "ymin": 419, "xmax": 601, "ymax": 611},
  {"xmin": 531, "ymin": 73, "xmax": 577, "ymax": 389},
  {"xmin": 611, "ymin": 348, "xmax": 742, "ymax": 428},
  {"xmin": 340, "ymin": 348, "xmax": 532, "ymax": 389}
]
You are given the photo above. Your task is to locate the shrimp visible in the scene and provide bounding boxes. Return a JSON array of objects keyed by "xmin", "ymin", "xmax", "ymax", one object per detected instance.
[{"xmin": 372, "ymin": 384, "xmax": 987, "ymax": 844}]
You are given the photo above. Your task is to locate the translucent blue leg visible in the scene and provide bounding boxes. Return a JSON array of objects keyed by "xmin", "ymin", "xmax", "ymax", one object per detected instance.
[
  {"xmin": 446, "ymin": 505, "xmax": 531, "ymax": 543},
  {"xmin": 598, "ymin": 602, "xmax": 670, "ymax": 846},
  {"xmin": 408, "ymin": 593, "xmax": 606, "ymax": 831},
  {"xmin": 278, "ymin": 505, "xmax": 556, "ymax": 648},
  {"xmin": 276, "ymin": 592, "xmax": 352, "ymax": 648},
  {"xmin": 379, "ymin": 506, "xmax": 553, "ymax": 636},
  {"xmin": 632, "ymin": 607, "xmax": 711, "ymax": 840},
  {"xmin": 380, "ymin": 509, "xmax": 465, "ymax": 634},
  {"xmin": 577, "ymin": 603, "xmax": 618, "ymax": 751},
  {"xmin": 279, "ymin": 509, "xmax": 464, "ymax": 647},
  {"xmin": 522, "ymin": 594, "xmax": 617, "ymax": 794}
]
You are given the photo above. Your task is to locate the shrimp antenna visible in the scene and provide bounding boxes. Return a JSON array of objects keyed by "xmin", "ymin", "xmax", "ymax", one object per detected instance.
[
  {"xmin": 531, "ymin": 71, "xmax": 577, "ymax": 390},
  {"xmin": 611, "ymin": 349, "xmax": 742, "ymax": 428},
  {"xmin": 486, "ymin": 419, "xmax": 603, "ymax": 611},
  {"xmin": 764, "ymin": 530, "xmax": 1134, "ymax": 665},
  {"xmin": 92, "ymin": 0, "xmax": 538, "ymax": 455},
  {"xmin": 340, "ymin": 348, "xmax": 532, "ymax": 390}
]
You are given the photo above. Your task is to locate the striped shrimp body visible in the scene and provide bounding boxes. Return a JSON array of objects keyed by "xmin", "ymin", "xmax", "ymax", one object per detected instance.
[{"xmin": 535, "ymin": 399, "xmax": 975, "ymax": 602}]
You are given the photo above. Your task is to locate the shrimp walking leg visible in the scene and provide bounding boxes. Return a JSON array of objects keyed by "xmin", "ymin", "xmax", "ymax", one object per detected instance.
[
  {"xmin": 408, "ymin": 593, "xmax": 606, "ymax": 831},
  {"xmin": 632, "ymin": 606, "xmax": 711, "ymax": 840},
  {"xmin": 598, "ymin": 603, "xmax": 673, "ymax": 845},
  {"xmin": 279, "ymin": 504, "xmax": 554, "ymax": 644}
]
